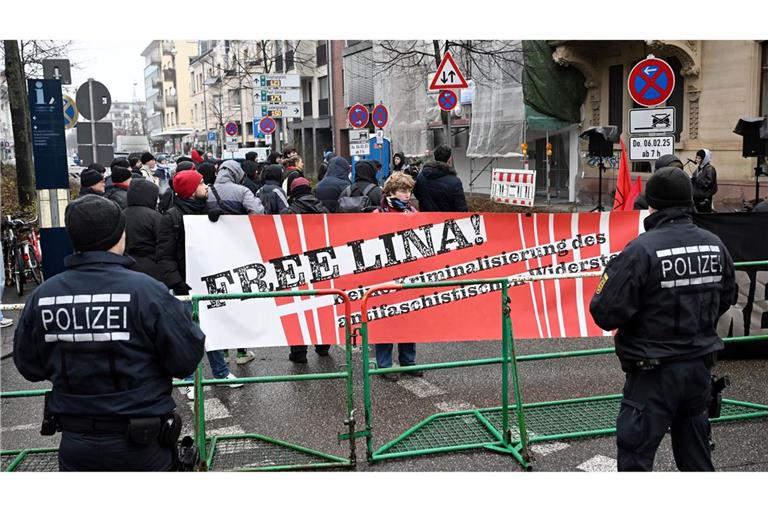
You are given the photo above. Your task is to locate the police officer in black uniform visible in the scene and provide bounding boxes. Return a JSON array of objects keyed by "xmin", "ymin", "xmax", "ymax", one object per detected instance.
[
  {"xmin": 590, "ymin": 167, "xmax": 736, "ymax": 471},
  {"xmin": 13, "ymin": 195, "xmax": 205, "ymax": 471}
]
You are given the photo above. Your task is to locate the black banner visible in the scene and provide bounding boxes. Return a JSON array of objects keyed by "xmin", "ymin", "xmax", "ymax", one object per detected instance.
[{"xmin": 694, "ymin": 212, "xmax": 768, "ymax": 358}]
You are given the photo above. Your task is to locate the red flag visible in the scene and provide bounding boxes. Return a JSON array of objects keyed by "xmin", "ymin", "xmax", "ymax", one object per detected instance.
[
  {"xmin": 624, "ymin": 176, "xmax": 642, "ymax": 211},
  {"xmin": 613, "ymin": 138, "xmax": 632, "ymax": 210}
]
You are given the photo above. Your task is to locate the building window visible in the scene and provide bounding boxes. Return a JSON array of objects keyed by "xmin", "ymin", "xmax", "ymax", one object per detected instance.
[
  {"xmin": 229, "ymin": 89, "xmax": 241, "ymax": 108},
  {"xmin": 761, "ymin": 42, "xmax": 768, "ymax": 116},
  {"xmin": 316, "ymin": 43, "xmax": 327, "ymax": 67},
  {"xmin": 608, "ymin": 65, "xmax": 623, "ymax": 133},
  {"xmin": 318, "ymin": 76, "xmax": 330, "ymax": 116}
]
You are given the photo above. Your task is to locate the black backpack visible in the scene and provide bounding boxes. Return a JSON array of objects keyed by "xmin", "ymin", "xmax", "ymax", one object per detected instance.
[{"xmin": 338, "ymin": 183, "xmax": 377, "ymax": 213}]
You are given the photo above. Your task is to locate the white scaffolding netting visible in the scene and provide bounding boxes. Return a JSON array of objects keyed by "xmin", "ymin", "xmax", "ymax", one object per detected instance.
[
  {"xmin": 466, "ymin": 41, "xmax": 526, "ymax": 158},
  {"xmin": 373, "ymin": 41, "xmax": 430, "ymax": 158}
]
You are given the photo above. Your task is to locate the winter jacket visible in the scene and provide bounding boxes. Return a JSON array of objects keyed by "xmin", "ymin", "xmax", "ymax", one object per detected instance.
[
  {"xmin": 207, "ymin": 160, "xmax": 264, "ymax": 215},
  {"xmin": 413, "ymin": 160, "xmax": 468, "ymax": 212},
  {"xmin": 104, "ymin": 183, "xmax": 129, "ymax": 209},
  {"xmin": 349, "ymin": 160, "xmax": 383, "ymax": 207},
  {"xmin": 590, "ymin": 207, "xmax": 736, "ymax": 364},
  {"xmin": 139, "ymin": 164, "xmax": 159, "ymax": 186},
  {"xmin": 692, "ymin": 149, "xmax": 718, "ymax": 204},
  {"xmin": 157, "ymin": 195, "xmax": 208, "ymax": 293},
  {"xmin": 13, "ymin": 251, "xmax": 205, "ymax": 417},
  {"xmin": 78, "ymin": 186, "xmax": 103, "ymax": 198},
  {"xmin": 257, "ymin": 164, "xmax": 290, "ymax": 214},
  {"xmin": 282, "ymin": 167, "xmax": 304, "ymax": 194},
  {"xmin": 315, "ymin": 156, "xmax": 351, "ymax": 212},
  {"xmin": 125, "ymin": 179, "xmax": 164, "ymax": 282}
]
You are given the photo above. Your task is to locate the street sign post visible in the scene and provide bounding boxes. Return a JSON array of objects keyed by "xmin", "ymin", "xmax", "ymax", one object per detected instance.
[
  {"xmin": 62, "ymin": 94, "xmax": 78, "ymax": 130},
  {"xmin": 629, "ymin": 107, "xmax": 676, "ymax": 134},
  {"xmin": 372, "ymin": 104, "xmax": 389, "ymax": 129},
  {"xmin": 348, "ymin": 104, "xmax": 369, "ymax": 129},
  {"xmin": 628, "ymin": 56, "xmax": 675, "ymax": 108},
  {"xmin": 429, "ymin": 51, "xmax": 470, "ymax": 90},
  {"xmin": 629, "ymin": 135, "xmax": 675, "ymax": 161},
  {"xmin": 75, "ymin": 79, "xmax": 112, "ymax": 166},
  {"xmin": 256, "ymin": 88, "xmax": 301, "ymax": 104},
  {"xmin": 254, "ymin": 103, "xmax": 301, "ymax": 119},
  {"xmin": 225, "ymin": 121, "xmax": 239, "ymax": 137},
  {"xmin": 349, "ymin": 128, "xmax": 370, "ymax": 156},
  {"xmin": 437, "ymin": 90, "xmax": 458, "ymax": 111}
]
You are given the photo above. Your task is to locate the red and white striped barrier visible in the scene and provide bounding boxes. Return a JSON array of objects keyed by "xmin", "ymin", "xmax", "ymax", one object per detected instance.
[{"xmin": 491, "ymin": 169, "xmax": 536, "ymax": 207}]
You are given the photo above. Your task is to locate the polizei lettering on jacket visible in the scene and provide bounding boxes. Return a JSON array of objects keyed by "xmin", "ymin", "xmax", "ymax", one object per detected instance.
[
  {"xmin": 200, "ymin": 216, "xmax": 487, "ymax": 309},
  {"xmin": 657, "ymin": 245, "xmax": 723, "ymax": 288},
  {"xmin": 38, "ymin": 294, "xmax": 131, "ymax": 342}
]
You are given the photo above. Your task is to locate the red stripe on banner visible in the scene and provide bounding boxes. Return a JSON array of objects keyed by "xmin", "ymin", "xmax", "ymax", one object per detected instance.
[
  {"xmin": 298, "ymin": 214, "xmax": 338, "ymax": 345},
  {"xmin": 281, "ymin": 313, "xmax": 304, "ymax": 347}
]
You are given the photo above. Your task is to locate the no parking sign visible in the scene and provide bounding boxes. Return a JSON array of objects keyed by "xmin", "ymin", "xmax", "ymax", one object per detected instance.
[{"xmin": 627, "ymin": 57, "xmax": 675, "ymax": 107}]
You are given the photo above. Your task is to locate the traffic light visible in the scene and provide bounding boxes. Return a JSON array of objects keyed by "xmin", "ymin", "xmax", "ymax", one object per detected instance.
[
  {"xmin": 546, "ymin": 142, "xmax": 553, "ymax": 157},
  {"xmin": 521, "ymin": 142, "xmax": 528, "ymax": 156}
]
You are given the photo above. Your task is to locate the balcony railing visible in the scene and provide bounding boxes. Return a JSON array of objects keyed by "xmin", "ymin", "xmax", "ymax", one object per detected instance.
[
  {"xmin": 153, "ymin": 98, "xmax": 164, "ymax": 111},
  {"xmin": 165, "ymin": 94, "xmax": 178, "ymax": 107}
]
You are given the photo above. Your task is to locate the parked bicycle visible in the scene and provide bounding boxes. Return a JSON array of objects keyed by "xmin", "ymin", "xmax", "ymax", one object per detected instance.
[{"xmin": 2, "ymin": 215, "xmax": 43, "ymax": 296}]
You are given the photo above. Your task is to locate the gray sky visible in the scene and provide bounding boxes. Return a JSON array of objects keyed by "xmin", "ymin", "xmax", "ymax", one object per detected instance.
[{"xmin": 67, "ymin": 40, "xmax": 148, "ymax": 103}]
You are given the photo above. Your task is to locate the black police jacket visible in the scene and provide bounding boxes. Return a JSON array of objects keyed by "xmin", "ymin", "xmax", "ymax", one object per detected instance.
[
  {"xmin": 13, "ymin": 251, "xmax": 205, "ymax": 417},
  {"xmin": 589, "ymin": 208, "xmax": 736, "ymax": 363}
]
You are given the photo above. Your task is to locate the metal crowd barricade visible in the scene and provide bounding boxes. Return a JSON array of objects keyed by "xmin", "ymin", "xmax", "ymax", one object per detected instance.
[
  {"xmin": 1, "ymin": 289, "xmax": 358, "ymax": 472},
  {"xmin": 354, "ymin": 262, "xmax": 768, "ymax": 470}
]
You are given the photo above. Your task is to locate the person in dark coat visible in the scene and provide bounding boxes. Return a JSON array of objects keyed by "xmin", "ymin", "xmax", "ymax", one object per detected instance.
[
  {"xmin": 692, "ymin": 148, "xmax": 718, "ymax": 213},
  {"xmin": 315, "ymin": 156, "xmax": 352, "ymax": 212},
  {"xmin": 125, "ymin": 179, "xmax": 163, "ymax": 282},
  {"xmin": 348, "ymin": 160, "xmax": 382, "ymax": 208},
  {"xmin": 13, "ymin": 195, "xmax": 205, "ymax": 470},
  {"xmin": 413, "ymin": 145, "xmax": 467, "ymax": 212},
  {"xmin": 156, "ymin": 170, "xmax": 243, "ymax": 400},
  {"xmin": 282, "ymin": 155, "xmax": 305, "ymax": 194},
  {"xmin": 241, "ymin": 159, "xmax": 262, "ymax": 194},
  {"xmin": 279, "ymin": 177, "xmax": 331, "ymax": 363},
  {"xmin": 104, "ymin": 166, "xmax": 132, "ymax": 209},
  {"xmin": 257, "ymin": 164, "xmax": 290, "ymax": 214},
  {"xmin": 78, "ymin": 169, "xmax": 106, "ymax": 197}
]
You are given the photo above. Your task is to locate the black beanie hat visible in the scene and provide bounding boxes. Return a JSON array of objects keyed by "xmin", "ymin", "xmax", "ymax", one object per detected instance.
[
  {"xmin": 175, "ymin": 161, "xmax": 197, "ymax": 172},
  {"xmin": 111, "ymin": 166, "xmax": 132, "ymax": 184},
  {"xmin": 110, "ymin": 158, "xmax": 130, "ymax": 169},
  {"xmin": 80, "ymin": 168, "xmax": 104, "ymax": 188},
  {"xmin": 696, "ymin": 149, "xmax": 706, "ymax": 159},
  {"xmin": 87, "ymin": 162, "xmax": 106, "ymax": 173},
  {"xmin": 65, "ymin": 195, "xmax": 126, "ymax": 252},
  {"xmin": 140, "ymin": 152, "xmax": 155, "ymax": 164},
  {"xmin": 645, "ymin": 167, "xmax": 693, "ymax": 210},
  {"xmin": 654, "ymin": 154, "xmax": 683, "ymax": 171}
]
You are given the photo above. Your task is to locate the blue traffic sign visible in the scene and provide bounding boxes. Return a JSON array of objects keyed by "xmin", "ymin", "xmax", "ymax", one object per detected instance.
[
  {"xmin": 208, "ymin": 131, "xmax": 217, "ymax": 141},
  {"xmin": 259, "ymin": 116, "xmax": 276, "ymax": 134},
  {"xmin": 627, "ymin": 57, "xmax": 675, "ymax": 108},
  {"xmin": 348, "ymin": 103, "xmax": 369, "ymax": 129},
  {"xmin": 372, "ymin": 104, "xmax": 389, "ymax": 129},
  {"xmin": 438, "ymin": 90, "xmax": 458, "ymax": 111},
  {"xmin": 28, "ymin": 79, "xmax": 68, "ymax": 189}
]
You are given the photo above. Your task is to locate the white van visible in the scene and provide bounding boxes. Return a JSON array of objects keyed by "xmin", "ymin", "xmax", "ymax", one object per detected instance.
[{"xmin": 220, "ymin": 147, "xmax": 271, "ymax": 162}]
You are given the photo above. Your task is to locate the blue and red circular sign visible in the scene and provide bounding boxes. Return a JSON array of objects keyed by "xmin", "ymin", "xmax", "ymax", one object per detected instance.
[
  {"xmin": 348, "ymin": 103, "xmax": 369, "ymax": 129},
  {"xmin": 225, "ymin": 121, "xmax": 239, "ymax": 136},
  {"xmin": 628, "ymin": 57, "xmax": 675, "ymax": 107},
  {"xmin": 372, "ymin": 104, "xmax": 389, "ymax": 129},
  {"xmin": 259, "ymin": 116, "xmax": 276, "ymax": 134},
  {"xmin": 437, "ymin": 90, "xmax": 458, "ymax": 111}
]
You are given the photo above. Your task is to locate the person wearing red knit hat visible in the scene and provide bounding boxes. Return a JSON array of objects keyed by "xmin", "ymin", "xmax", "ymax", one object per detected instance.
[{"xmin": 157, "ymin": 170, "xmax": 243, "ymax": 399}]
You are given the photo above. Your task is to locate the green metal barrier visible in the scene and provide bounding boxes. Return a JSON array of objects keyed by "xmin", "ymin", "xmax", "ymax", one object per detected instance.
[
  {"xmin": 357, "ymin": 278, "xmax": 534, "ymax": 469},
  {"xmin": 189, "ymin": 288, "xmax": 356, "ymax": 471},
  {"xmin": 356, "ymin": 261, "xmax": 768, "ymax": 470}
]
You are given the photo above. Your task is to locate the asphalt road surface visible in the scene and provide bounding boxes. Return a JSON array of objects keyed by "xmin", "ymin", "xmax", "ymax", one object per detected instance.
[{"xmin": 2, "ymin": 283, "xmax": 767, "ymax": 472}]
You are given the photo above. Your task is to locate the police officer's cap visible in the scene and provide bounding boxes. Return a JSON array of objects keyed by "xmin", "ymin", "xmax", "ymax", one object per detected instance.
[
  {"xmin": 645, "ymin": 166, "xmax": 694, "ymax": 210},
  {"xmin": 65, "ymin": 195, "xmax": 126, "ymax": 252}
]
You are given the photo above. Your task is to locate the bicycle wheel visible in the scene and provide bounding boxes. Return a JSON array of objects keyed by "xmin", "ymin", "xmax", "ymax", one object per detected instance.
[{"xmin": 14, "ymin": 249, "xmax": 24, "ymax": 296}]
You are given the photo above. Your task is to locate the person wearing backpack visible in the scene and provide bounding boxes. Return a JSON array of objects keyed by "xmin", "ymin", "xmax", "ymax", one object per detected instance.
[
  {"xmin": 257, "ymin": 164, "xmax": 291, "ymax": 214},
  {"xmin": 279, "ymin": 177, "xmax": 333, "ymax": 363},
  {"xmin": 315, "ymin": 156, "xmax": 352, "ymax": 212},
  {"xmin": 373, "ymin": 172, "xmax": 422, "ymax": 380},
  {"xmin": 337, "ymin": 160, "xmax": 381, "ymax": 213},
  {"xmin": 206, "ymin": 160, "xmax": 264, "ymax": 215}
]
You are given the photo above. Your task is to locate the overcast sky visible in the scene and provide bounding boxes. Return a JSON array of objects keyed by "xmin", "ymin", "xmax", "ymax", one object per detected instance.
[{"xmin": 67, "ymin": 40, "xmax": 148, "ymax": 103}]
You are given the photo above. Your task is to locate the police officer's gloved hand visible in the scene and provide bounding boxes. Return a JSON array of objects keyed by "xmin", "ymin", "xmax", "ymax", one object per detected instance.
[{"xmin": 208, "ymin": 208, "xmax": 221, "ymax": 223}]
